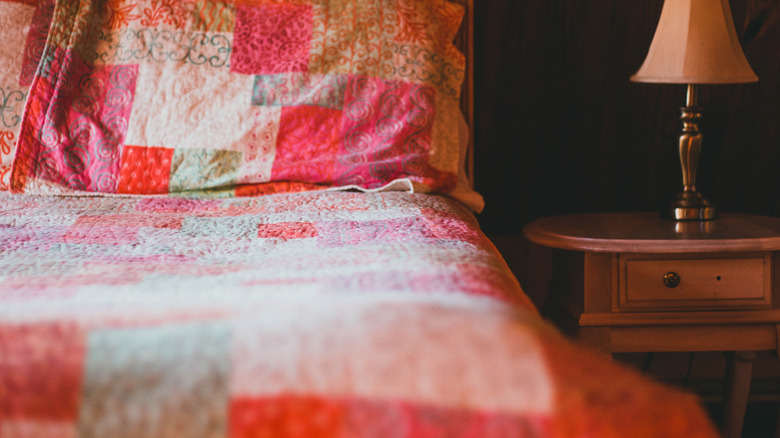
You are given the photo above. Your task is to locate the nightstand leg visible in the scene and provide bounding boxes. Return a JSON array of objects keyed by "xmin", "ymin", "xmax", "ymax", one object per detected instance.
[
  {"xmin": 723, "ymin": 350, "xmax": 757, "ymax": 438},
  {"xmin": 776, "ymin": 324, "xmax": 780, "ymax": 358}
]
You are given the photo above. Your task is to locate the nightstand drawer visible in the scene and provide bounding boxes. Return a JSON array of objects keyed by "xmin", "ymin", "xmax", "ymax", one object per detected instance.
[{"xmin": 616, "ymin": 254, "xmax": 772, "ymax": 311}]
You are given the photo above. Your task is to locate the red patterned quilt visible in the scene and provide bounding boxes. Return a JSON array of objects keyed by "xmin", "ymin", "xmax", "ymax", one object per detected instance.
[{"xmin": 0, "ymin": 191, "xmax": 718, "ymax": 437}]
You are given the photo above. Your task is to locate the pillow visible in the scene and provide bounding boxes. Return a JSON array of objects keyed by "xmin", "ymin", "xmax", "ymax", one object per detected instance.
[
  {"xmin": 11, "ymin": 0, "xmax": 471, "ymax": 203},
  {"xmin": 0, "ymin": 0, "xmax": 50, "ymax": 191}
]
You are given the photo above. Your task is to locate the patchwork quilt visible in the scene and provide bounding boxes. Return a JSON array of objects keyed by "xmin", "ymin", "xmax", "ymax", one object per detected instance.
[{"xmin": 0, "ymin": 191, "xmax": 720, "ymax": 438}]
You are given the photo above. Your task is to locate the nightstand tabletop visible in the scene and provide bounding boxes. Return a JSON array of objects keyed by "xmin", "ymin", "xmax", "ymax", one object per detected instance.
[{"xmin": 523, "ymin": 212, "xmax": 780, "ymax": 253}]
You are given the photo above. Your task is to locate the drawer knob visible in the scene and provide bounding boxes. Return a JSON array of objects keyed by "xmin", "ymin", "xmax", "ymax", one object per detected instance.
[{"xmin": 663, "ymin": 272, "xmax": 681, "ymax": 288}]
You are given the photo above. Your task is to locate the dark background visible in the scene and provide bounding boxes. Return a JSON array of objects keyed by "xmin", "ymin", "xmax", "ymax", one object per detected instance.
[{"xmin": 472, "ymin": 0, "xmax": 780, "ymax": 236}]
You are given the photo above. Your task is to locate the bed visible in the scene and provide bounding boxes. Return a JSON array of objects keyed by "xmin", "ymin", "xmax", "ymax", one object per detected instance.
[{"xmin": 1, "ymin": 0, "xmax": 720, "ymax": 437}]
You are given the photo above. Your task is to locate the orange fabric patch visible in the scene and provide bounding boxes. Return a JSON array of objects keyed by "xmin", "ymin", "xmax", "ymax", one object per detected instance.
[
  {"xmin": 257, "ymin": 222, "xmax": 317, "ymax": 239},
  {"xmin": 234, "ymin": 181, "xmax": 325, "ymax": 197},
  {"xmin": 117, "ymin": 146, "xmax": 174, "ymax": 194},
  {"xmin": 228, "ymin": 395, "xmax": 554, "ymax": 438},
  {"xmin": 230, "ymin": 396, "xmax": 344, "ymax": 438},
  {"xmin": 72, "ymin": 214, "xmax": 185, "ymax": 230}
]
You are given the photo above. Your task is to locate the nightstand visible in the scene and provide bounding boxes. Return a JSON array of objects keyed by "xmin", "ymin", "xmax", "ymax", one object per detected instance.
[{"xmin": 522, "ymin": 212, "xmax": 780, "ymax": 438}]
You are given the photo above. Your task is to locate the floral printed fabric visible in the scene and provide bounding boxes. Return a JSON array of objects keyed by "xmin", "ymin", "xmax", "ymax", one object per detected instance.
[
  {"xmin": 0, "ymin": 190, "xmax": 719, "ymax": 438},
  {"xmin": 8, "ymin": 0, "xmax": 469, "ymax": 199},
  {"xmin": 0, "ymin": 0, "xmax": 47, "ymax": 191}
]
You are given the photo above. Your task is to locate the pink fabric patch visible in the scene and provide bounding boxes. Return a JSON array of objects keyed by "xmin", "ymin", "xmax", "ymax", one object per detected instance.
[
  {"xmin": 0, "ymin": 322, "xmax": 86, "ymax": 421},
  {"xmin": 117, "ymin": 146, "xmax": 174, "ymax": 194},
  {"xmin": 231, "ymin": 3, "xmax": 313, "ymax": 75},
  {"xmin": 323, "ymin": 265, "xmax": 520, "ymax": 303},
  {"xmin": 257, "ymin": 222, "xmax": 317, "ymax": 239},
  {"xmin": 420, "ymin": 207, "xmax": 484, "ymax": 246},
  {"xmin": 0, "ymin": 272, "xmax": 144, "ymax": 292},
  {"xmin": 0, "ymin": 225, "xmax": 65, "ymax": 252},
  {"xmin": 336, "ymin": 76, "xmax": 436, "ymax": 188},
  {"xmin": 317, "ymin": 217, "xmax": 430, "ymax": 248},
  {"xmin": 1, "ymin": 0, "xmax": 37, "ymax": 5},
  {"xmin": 271, "ymin": 105, "xmax": 342, "ymax": 183},
  {"xmin": 0, "ymin": 281, "xmax": 79, "ymax": 301},
  {"xmin": 26, "ymin": 51, "xmax": 137, "ymax": 193},
  {"xmin": 135, "ymin": 197, "xmax": 222, "ymax": 213},
  {"xmin": 60, "ymin": 226, "xmax": 140, "ymax": 245},
  {"xmin": 449, "ymin": 264, "xmax": 519, "ymax": 301}
]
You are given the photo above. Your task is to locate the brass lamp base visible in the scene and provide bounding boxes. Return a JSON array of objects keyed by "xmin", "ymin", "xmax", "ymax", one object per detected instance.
[
  {"xmin": 665, "ymin": 190, "xmax": 717, "ymax": 221},
  {"xmin": 663, "ymin": 84, "xmax": 717, "ymax": 222}
]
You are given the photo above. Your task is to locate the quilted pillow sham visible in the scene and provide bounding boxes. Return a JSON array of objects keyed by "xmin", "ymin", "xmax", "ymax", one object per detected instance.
[
  {"xmin": 10, "ymin": 0, "xmax": 470, "ymax": 202},
  {"xmin": 0, "ymin": 0, "xmax": 51, "ymax": 191}
]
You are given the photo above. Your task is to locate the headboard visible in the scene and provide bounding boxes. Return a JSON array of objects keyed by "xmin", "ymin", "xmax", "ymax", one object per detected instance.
[{"xmin": 454, "ymin": 0, "xmax": 475, "ymax": 187}]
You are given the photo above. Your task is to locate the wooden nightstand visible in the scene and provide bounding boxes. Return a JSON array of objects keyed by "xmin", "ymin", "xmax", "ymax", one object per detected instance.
[{"xmin": 523, "ymin": 212, "xmax": 780, "ymax": 438}]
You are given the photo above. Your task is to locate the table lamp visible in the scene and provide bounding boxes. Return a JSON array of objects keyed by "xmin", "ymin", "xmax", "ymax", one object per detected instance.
[{"xmin": 631, "ymin": 0, "xmax": 758, "ymax": 221}]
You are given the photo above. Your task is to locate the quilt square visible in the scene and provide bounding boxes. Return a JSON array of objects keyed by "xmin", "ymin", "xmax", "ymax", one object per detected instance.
[
  {"xmin": 251, "ymin": 73, "xmax": 347, "ymax": 109},
  {"xmin": 135, "ymin": 197, "xmax": 222, "ymax": 213},
  {"xmin": 19, "ymin": 0, "xmax": 55, "ymax": 86},
  {"xmin": 270, "ymin": 105, "xmax": 341, "ymax": 183},
  {"xmin": 73, "ymin": 213, "xmax": 185, "ymax": 230},
  {"xmin": 61, "ymin": 225, "xmax": 140, "ymax": 245},
  {"xmin": 307, "ymin": 0, "xmax": 395, "ymax": 78},
  {"xmin": 0, "ymin": 323, "xmax": 86, "ymax": 422},
  {"xmin": 124, "ymin": 62, "xmax": 258, "ymax": 152},
  {"xmin": 316, "ymin": 217, "xmax": 422, "ymax": 248},
  {"xmin": 192, "ymin": 0, "xmax": 235, "ymax": 32},
  {"xmin": 0, "ymin": 132, "xmax": 17, "ymax": 191},
  {"xmin": 1, "ymin": 420, "xmax": 77, "ymax": 438},
  {"xmin": 229, "ymin": 396, "xmax": 343, "ymax": 438},
  {"xmin": 236, "ymin": 106, "xmax": 280, "ymax": 185},
  {"xmin": 231, "ymin": 3, "xmax": 313, "ymax": 75},
  {"xmin": 170, "ymin": 148, "xmax": 241, "ymax": 192},
  {"xmin": 91, "ymin": 1, "xmax": 229, "ymax": 67},
  {"xmin": 0, "ymin": 2, "xmax": 36, "ymax": 191},
  {"xmin": 235, "ymin": 181, "xmax": 324, "ymax": 198},
  {"xmin": 117, "ymin": 145, "xmax": 174, "ymax": 194},
  {"xmin": 394, "ymin": 0, "xmax": 463, "ymax": 48},
  {"xmin": 0, "ymin": 0, "xmax": 37, "ymax": 6},
  {"xmin": 126, "ymin": 0, "xmax": 194, "ymax": 30},
  {"xmin": 0, "ymin": 2, "xmax": 35, "ymax": 86},
  {"xmin": 420, "ymin": 207, "xmax": 483, "ymax": 245},
  {"xmin": 257, "ymin": 222, "xmax": 317, "ymax": 239},
  {"xmin": 77, "ymin": 322, "xmax": 230, "ymax": 438},
  {"xmin": 335, "ymin": 76, "xmax": 436, "ymax": 188},
  {"xmin": 180, "ymin": 215, "xmax": 261, "ymax": 239}
]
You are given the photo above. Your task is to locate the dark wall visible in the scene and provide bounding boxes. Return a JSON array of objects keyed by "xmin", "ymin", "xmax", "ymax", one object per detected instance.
[{"xmin": 473, "ymin": 0, "xmax": 780, "ymax": 236}]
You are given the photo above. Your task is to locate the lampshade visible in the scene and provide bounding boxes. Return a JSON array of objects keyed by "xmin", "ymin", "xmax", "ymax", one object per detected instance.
[{"xmin": 631, "ymin": 0, "xmax": 758, "ymax": 84}]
